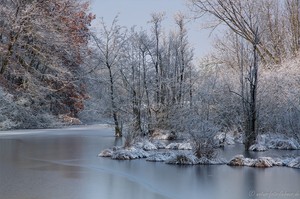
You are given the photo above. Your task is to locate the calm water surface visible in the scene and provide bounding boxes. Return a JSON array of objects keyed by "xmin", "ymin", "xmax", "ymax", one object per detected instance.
[{"xmin": 0, "ymin": 125, "xmax": 299, "ymax": 199}]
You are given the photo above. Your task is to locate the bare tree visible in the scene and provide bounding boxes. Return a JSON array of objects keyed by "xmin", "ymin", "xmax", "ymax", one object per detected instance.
[
  {"xmin": 189, "ymin": 0, "xmax": 261, "ymax": 149},
  {"xmin": 189, "ymin": 0, "xmax": 280, "ymax": 64},
  {"xmin": 91, "ymin": 17, "xmax": 127, "ymax": 137}
]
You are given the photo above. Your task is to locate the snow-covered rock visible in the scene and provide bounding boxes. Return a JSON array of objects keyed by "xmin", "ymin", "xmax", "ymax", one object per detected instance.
[
  {"xmin": 165, "ymin": 153, "xmax": 199, "ymax": 165},
  {"xmin": 151, "ymin": 129, "xmax": 176, "ymax": 140},
  {"xmin": 111, "ymin": 147, "xmax": 149, "ymax": 160},
  {"xmin": 273, "ymin": 158, "xmax": 284, "ymax": 166},
  {"xmin": 243, "ymin": 157, "xmax": 256, "ymax": 167},
  {"xmin": 268, "ymin": 138, "xmax": 300, "ymax": 150},
  {"xmin": 254, "ymin": 157, "xmax": 274, "ymax": 168},
  {"xmin": 98, "ymin": 149, "xmax": 113, "ymax": 157},
  {"xmin": 228, "ymin": 155, "xmax": 281, "ymax": 168},
  {"xmin": 228, "ymin": 155, "xmax": 246, "ymax": 166},
  {"xmin": 249, "ymin": 144, "xmax": 268, "ymax": 152},
  {"xmin": 146, "ymin": 152, "xmax": 174, "ymax": 162},
  {"xmin": 228, "ymin": 155, "xmax": 258, "ymax": 167}
]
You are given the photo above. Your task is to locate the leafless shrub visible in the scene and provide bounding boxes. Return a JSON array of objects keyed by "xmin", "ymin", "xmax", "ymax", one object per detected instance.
[{"xmin": 189, "ymin": 121, "xmax": 219, "ymax": 159}]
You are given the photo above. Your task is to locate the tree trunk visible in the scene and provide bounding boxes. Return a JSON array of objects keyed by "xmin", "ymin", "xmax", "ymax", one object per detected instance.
[
  {"xmin": 108, "ymin": 64, "xmax": 122, "ymax": 137},
  {"xmin": 245, "ymin": 30, "xmax": 259, "ymax": 150}
]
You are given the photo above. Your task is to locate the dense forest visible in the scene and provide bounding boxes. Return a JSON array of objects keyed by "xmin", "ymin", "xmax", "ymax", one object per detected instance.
[
  {"xmin": 0, "ymin": 0, "xmax": 94, "ymax": 128},
  {"xmin": 1, "ymin": 0, "xmax": 299, "ymax": 150}
]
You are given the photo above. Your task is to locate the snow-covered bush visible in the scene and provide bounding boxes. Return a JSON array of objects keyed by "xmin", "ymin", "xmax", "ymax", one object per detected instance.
[
  {"xmin": 188, "ymin": 121, "xmax": 220, "ymax": 159},
  {"xmin": 165, "ymin": 152, "xmax": 199, "ymax": 165},
  {"xmin": 111, "ymin": 147, "xmax": 149, "ymax": 160},
  {"xmin": 146, "ymin": 152, "xmax": 174, "ymax": 162}
]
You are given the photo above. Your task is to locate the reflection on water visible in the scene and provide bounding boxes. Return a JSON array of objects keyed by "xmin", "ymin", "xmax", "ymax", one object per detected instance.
[{"xmin": 0, "ymin": 125, "xmax": 300, "ymax": 199}]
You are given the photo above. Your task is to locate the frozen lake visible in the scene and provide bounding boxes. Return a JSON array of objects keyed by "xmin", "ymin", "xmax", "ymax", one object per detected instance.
[{"xmin": 0, "ymin": 125, "xmax": 299, "ymax": 199}]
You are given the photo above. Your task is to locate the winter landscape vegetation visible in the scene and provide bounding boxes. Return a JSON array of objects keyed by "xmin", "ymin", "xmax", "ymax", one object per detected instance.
[{"xmin": 1, "ymin": 0, "xmax": 300, "ymax": 199}]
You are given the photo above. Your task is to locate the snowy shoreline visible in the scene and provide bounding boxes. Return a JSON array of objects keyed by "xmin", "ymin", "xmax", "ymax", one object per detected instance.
[
  {"xmin": 98, "ymin": 130, "xmax": 300, "ymax": 169},
  {"xmin": 0, "ymin": 124, "xmax": 110, "ymax": 136},
  {"xmin": 99, "ymin": 145, "xmax": 300, "ymax": 169}
]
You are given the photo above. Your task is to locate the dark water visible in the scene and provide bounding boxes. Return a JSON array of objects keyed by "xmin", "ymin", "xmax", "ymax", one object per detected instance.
[{"xmin": 0, "ymin": 125, "xmax": 299, "ymax": 199}]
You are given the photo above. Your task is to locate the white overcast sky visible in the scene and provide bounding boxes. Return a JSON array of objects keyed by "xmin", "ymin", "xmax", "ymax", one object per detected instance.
[{"xmin": 90, "ymin": 0, "xmax": 215, "ymax": 59}]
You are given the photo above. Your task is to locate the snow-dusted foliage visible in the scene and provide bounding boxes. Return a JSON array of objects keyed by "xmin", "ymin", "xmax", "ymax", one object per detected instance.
[
  {"xmin": 249, "ymin": 134, "xmax": 300, "ymax": 150},
  {"xmin": 0, "ymin": 0, "xmax": 94, "ymax": 129},
  {"xmin": 164, "ymin": 152, "xmax": 227, "ymax": 165},
  {"xmin": 259, "ymin": 58, "xmax": 300, "ymax": 142},
  {"xmin": 0, "ymin": 88, "xmax": 61, "ymax": 129},
  {"xmin": 146, "ymin": 152, "xmax": 174, "ymax": 162},
  {"xmin": 267, "ymin": 138, "xmax": 300, "ymax": 150}
]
